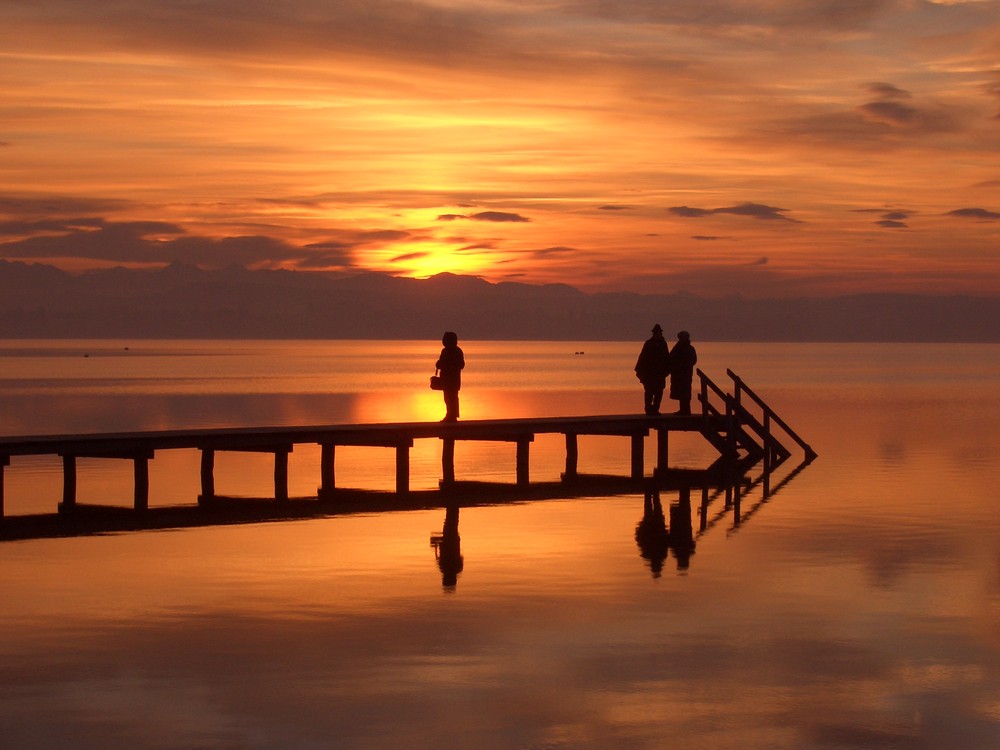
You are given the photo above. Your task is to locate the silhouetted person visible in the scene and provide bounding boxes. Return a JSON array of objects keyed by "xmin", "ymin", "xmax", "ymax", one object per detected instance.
[
  {"xmin": 636, "ymin": 488, "xmax": 670, "ymax": 577},
  {"xmin": 669, "ymin": 330, "xmax": 697, "ymax": 415},
  {"xmin": 430, "ymin": 505, "xmax": 464, "ymax": 591},
  {"xmin": 634, "ymin": 324, "xmax": 671, "ymax": 415},
  {"xmin": 435, "ymin": 331, "xmax": 465, "ymax": 422}
]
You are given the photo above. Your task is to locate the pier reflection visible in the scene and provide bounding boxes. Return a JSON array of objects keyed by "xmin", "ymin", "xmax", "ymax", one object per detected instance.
[{"xmin": 0, "ymin": 448, "xmax": 812, "ymax": 585}]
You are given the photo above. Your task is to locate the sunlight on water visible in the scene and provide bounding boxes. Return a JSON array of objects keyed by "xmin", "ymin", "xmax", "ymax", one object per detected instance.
[{"xmin": 1, "ymin": 340, "xmax": 999, "ymax": 748}]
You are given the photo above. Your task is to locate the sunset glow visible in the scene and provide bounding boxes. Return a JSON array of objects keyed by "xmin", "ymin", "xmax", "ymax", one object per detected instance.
[{"xmin": 2, "ymin": 1, "xmax": 1000, "ymax": 297}]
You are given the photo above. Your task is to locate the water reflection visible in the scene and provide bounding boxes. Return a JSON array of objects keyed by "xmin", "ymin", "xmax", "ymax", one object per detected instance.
[
  {"xmin": 635, "ymin": 487, "xmax": 696, "ymax": 576},
  {"xmin": 430, "ymin": 505, "xmax": 464, "ymax": 591}
]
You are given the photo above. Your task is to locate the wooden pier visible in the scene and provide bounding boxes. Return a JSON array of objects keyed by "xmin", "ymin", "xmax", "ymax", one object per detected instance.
[{"xmin": 0, "ymin": 370, "xmax": 815, "ymax": 528}]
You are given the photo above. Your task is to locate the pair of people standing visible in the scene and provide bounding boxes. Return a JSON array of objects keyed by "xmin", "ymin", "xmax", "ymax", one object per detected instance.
[{"xmin": 634, "ymin": 325, "xmax": 697, "ymax": 415}]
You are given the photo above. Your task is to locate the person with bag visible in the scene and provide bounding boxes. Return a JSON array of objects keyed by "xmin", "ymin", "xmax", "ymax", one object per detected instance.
[{"xmin": 434, "ymin": 331, "xmax": 465, "ymax": 422}]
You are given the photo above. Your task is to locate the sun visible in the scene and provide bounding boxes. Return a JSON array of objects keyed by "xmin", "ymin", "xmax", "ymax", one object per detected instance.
[{"xmin": 374, "ymin": 240, "xmax": 495, "ymax": 280}]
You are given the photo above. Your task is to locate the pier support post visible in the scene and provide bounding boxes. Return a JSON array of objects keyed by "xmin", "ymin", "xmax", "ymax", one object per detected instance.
[
  {"xmin": 441, "ymin": 438, "xmax": 456, "ymax": 486},
  {"xmin": 395, "ymin": 443, "xmax": 410, "ymax": 495},
  {"xmin": 0, "ymin": 456, "xmax": 8, "ymax": 520},
  {"xmin": 319, "ymin": 443, "xmax": 335, "ymax": 499},
  {"xmin": 655, "ymin": 428, "xmax": 669, "ymax": 476},
  {"xmin": 274, "ymin": 450, "xmax": 289, "ymax": 503},
  {"xmin": 134, "ymin": 456, "xmax": 149, "ymax": 511},
  {"xmin": 563, "ymin": 433, "xmax": 578, "ymax": 481},
  {"xmin": 200, "ymin": 449, "xmax": 215, "ymax": 504},
  {"xmin": 631, "ymin": 433, "xmax": 644, "ymax": 480},
  {"xmin": 60, "ymin": 455, "xmax": 77, "ymax": 513},
  {"xmin": 516, "ymin": 438, "xmax": 530, "ymax": 487}
]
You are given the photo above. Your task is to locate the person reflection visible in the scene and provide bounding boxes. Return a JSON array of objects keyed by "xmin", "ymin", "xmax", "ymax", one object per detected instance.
[
  {"xmin": 635, "ymin": 488, "xmax": 670, "ymax": 577},
  {"xmin": 669, "ymin": 486, "xmax": 696, "ymax": 571},
  {"xmin": 430, "ymin": 505, "xmax": 464, "ymax": 591},
  {"xmin": 634, "ymin": 324, "xmax": 671, "ymax": 415},
  {"xmin": 435, "ymin": 331, "xmax": 465, "ymax": 422}
]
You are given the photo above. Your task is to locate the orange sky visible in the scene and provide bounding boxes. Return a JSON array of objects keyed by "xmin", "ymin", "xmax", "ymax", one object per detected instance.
[{"xmin": 2, "ymin": 0, "xmax": 999, "ymax": 297}]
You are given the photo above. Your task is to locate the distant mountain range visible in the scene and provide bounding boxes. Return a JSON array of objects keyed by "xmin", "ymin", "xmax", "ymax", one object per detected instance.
[{"xmin": 1, "ymin": 260, "xmax": 998, "ymax": 342}]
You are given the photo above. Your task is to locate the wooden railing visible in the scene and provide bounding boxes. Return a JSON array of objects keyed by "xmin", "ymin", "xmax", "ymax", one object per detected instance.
[{"xmin": 697, "ymin": 369, "xmax": 817, "ymax": 469}]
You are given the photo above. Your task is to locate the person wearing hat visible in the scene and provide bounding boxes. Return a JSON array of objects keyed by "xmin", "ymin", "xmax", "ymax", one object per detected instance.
[
  {"xmin": 634, "ymin": 324, "xmax": 671, "ymax": 415},
  {"xmin": 669, "ymin": 330, "xmax": 698, "ymax": 415}
]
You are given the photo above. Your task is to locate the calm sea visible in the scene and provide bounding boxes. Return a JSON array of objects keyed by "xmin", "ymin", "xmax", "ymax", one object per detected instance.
[{"xmin": 1, "ymin": 339, "xmax": 998, "ymax": 749}]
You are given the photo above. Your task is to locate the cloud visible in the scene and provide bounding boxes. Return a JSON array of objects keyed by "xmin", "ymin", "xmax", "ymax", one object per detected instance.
[
  {"xmin": 691, "ymin": 235, "xmax": 728, "ymax": 241},
  {"xmin": 531, "ymin": 246, "xmax": 576, "ymax": 257},
  {"xmin": 298, "ymin": 241, "xmax": 357, "ymax": 269},
  {"xmin": 0, "ymin": 218, "xmax": 366, "ymax": 269},
  {"xmin": 749, "ymin": 81, "xmax": 963, "ymax": 153},
  {"xmin": 436, "ymin": 211, "xmax": 530, "ymax": 223},
  {"xmin": 669, "ymin": 202, "xmax": 800, "ymax": 222},
  {"xmin": 863, "ymin": 82, "xmax": 911, "ymax": 100},
  {"xmin": 0, "ymin": 194, "xmax": 132, "ymax": 219},
  {"xmin": 470, "ymin": 211, "xmax": 530, "ymax": 223},
  {"xmin": 861, "ymin": 209, "xmax": 912, "ymax": 228},
  {"xmin": 946, "ymin": 207, "xmax": 1000, "ymax": 220},
  {"xmin": 598, "ymin": 205, "xmax": 633, "ymax": 211},
  {"xmin": 566, "ymin": 0, "xmax": 896, "ymax": 32},
  {"xmin": 390, "ymin": 251, "xmax": 428, "ymax": 263},
  {"xmin": 670, "ymin": 206, "xmax": 711, "ymax": 218},
  {"xmin": 0, "ymin": 217, "xmax": 106, "ymax": 236}
]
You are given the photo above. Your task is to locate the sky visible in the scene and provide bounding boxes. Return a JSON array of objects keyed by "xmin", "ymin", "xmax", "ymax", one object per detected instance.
[{"xmin": 1, "ymin": 0, "xmax": 999, "ymax": 298}]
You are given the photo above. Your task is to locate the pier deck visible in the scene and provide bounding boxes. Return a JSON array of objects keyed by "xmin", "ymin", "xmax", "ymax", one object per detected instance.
[{"xmin": 0, "ymin": 369, "xmax": 815, "ymax": 527}]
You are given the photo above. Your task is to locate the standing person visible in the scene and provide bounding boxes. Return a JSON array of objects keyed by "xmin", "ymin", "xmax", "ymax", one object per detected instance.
[
  {"xmin": 669, "ymin": 330, "xmax": 697, "ymax": 415},
  {"xmin": 634, "ymin": 324, "xmax": 671, "ymax": 415},
  {"xmin": 435, "ymin": 331, "xmax": 465, "ymax": 422}
]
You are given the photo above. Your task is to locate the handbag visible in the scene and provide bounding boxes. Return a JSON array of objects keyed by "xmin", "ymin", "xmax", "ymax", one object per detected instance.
[{"xmin": 430, "ymin": 370, "xmax": 444, "ymax": 390}]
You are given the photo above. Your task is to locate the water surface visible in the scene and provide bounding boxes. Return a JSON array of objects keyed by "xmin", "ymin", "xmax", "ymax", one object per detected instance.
[{"xmin": 0, "ymin": 340, "xmax": 998, "ymax": 749}]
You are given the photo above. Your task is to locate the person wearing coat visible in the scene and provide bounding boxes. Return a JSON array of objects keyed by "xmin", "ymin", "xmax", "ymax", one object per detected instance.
[
  {"xmin": 669, "ymin": 330, "xmax": 697, "ymax": 415},
  {"xmin": 634, "ymin": 324, "xmax": 671, "ymax": 415},
  {"xmin": 435, "ymin": 331, "xmax": 465, "ymax": 422}
]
